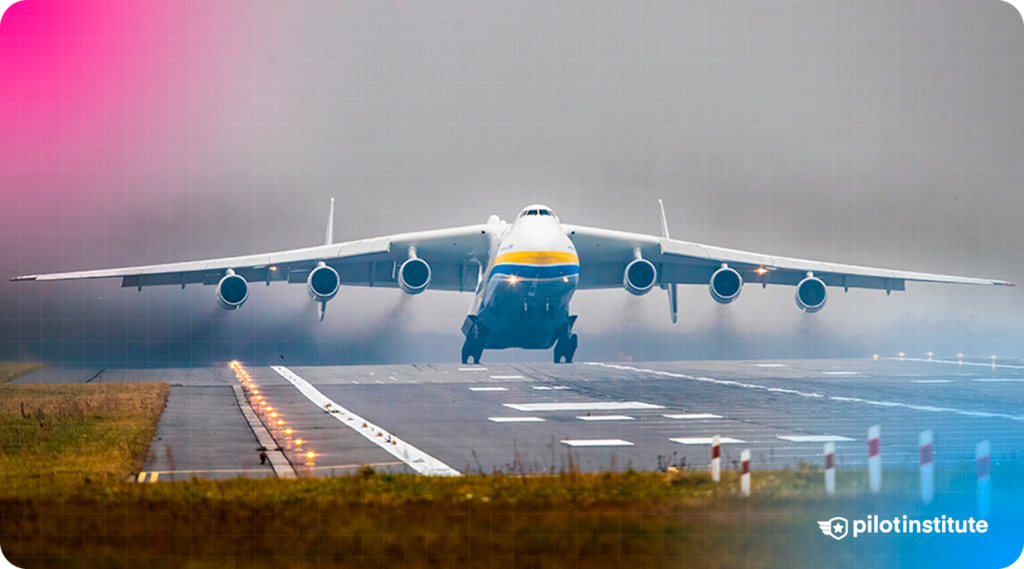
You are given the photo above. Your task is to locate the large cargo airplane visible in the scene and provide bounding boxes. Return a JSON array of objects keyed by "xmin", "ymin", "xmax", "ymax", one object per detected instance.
[{"xmin": 11, "ymin": 200, "xmax": 1014, "ymax": 364}]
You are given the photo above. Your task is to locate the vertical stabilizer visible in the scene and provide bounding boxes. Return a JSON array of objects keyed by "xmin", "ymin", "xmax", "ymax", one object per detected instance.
[{"xmin": 325, "ymin": 198, "xmax": 335, "ymax": 245}]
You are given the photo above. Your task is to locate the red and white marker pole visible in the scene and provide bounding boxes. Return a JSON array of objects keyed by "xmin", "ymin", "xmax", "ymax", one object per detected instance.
[
  {"xmin": 740, "ymin": 449, "xmax": 751, "ymax": 496},
  {"xmin": 919, "ymin": 430, "xmax": 934, "ymax": 505},
  {"xmin": 977, "ymin": 440, "xmax": 991, "ymax": 518},
  {"xmin": 868, "ymin": 425, "xmax": 881, "ymax": 493},
  {"xmin": 711, "ymin": 435, "xmax": 721, "ymax": 482},
  {"xmin": 824, "ymin": 442, "xmax": 836, "ymax": 495}
]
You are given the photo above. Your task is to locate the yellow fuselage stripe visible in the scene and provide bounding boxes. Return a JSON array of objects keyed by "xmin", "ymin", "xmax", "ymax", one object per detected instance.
[{"xmin": 492, "ymin": 251, "xmax": 579, "ymax": 266}]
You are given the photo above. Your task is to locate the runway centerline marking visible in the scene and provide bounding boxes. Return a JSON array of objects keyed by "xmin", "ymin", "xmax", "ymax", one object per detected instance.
[
  {"xmin": 490, "ymin": 375, "xmax": 523, "ymax": 379},
  {"xmin": 664, "ymin": 413, "xmax": 722, "ymax": 420},
  {"xmin": 488, "ymin": 416, "xmax": 544, "ymax": 423},
  {"xmin": 469, "ymin": 387, "xmax": 508, "ymax": 392},
  {"xmin": 271, "ymin": 366, "xmax": 461, "ymax": 476},
  {"xmin": 776, "ymin": 435, "xmax": 855, "ymax": 443},
  {"xmin": 504, "ymin": 401, "xmax": 664, "ymax": 412},
  {"xmin": 824, "ymin": 371, "xmax": 859, "ymax": 375},
  {"xmin": 586, "ymin": 363, "xmax": 1024, "ymax": 423},
  {"xmin": 671, "ymin": 437, "xmax": 745, "ymax": 445},
  {"xmin": 459, "ymin": 367, "xmax": 488, "ymax": 372},
  {"xmin": 754, "ymin": 364, "xmax": 788, "ymax": 368},
  {"xmin": 531, "ymin": 385, "xmax": 570, "ymax": 390},
  {"xmin": 911, "ymin": 380, "xmax": 952, "ymax": 384},
  {"xmin": 561, "ymin": 439, "xmax": 634, "ymax": 447},
  {"xmin": 577, "ymin": 415, "xmax": 634, "ymax": 421}
]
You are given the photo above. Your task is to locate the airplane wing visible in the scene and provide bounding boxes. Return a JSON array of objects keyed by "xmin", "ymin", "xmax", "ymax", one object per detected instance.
[
  {"xmin": 561, "ymin": 223, "xmax": 1014, "ymax": 291},
  {"xmin": 10, "ymin": 225, "xmax": 493, "ymax": 293}
]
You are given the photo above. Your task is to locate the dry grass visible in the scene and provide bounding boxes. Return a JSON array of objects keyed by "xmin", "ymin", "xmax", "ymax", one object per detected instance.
[
  {"xmin": 0, "ymin": 382, "xmax": 169, "ymax": 492},
  {"xmin": 0, "ymin": 362, "xmax": 45, "ymax": 384}
]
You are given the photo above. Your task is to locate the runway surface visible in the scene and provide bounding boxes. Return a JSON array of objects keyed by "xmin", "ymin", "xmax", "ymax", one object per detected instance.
[{"xmin": 17, "ymin": 357, "xmax": 1024, "ymax": 479}]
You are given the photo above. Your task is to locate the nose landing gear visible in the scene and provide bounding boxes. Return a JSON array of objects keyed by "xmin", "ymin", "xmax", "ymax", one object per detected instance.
[
  {"xmin": 461, "ymin": 319, "xmax": 488, "ymax": 365},
  {"xmin": 553, "ymin": 317, "xmax": 578, "ymax": 364}
]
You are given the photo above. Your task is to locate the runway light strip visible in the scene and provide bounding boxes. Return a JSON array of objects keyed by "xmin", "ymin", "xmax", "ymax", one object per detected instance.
[
  {"xmin": 576, "ymin": 415, "xmax": 634, "ymax": 421},
  {"xmin": 664, "ymin": 413, "xmax": 722, "ymax": 420},
  {"xmin": 561, "ymin": 439, "xmax": 634, "ymax": 447},
  {"xmin": 271, "ymin": 366, "xmax": 461, "ymax": 476},
  {"xmin": 488, "ymin": 417, "xmax": 545, "ymax": 423},
  {"xmin": 776, "ymin": 435, "xmax": 856, "ymax": 443},
  {"xmin": 469, "ymin": 387, "xmax": 509, "ymax": 392},
  {"xmin": 504, "ymin": 401, "xmax": 664, "ymax": 412},
  {"xmin": 671, "ymin": 437, "xmax": 746, "ymax": 445},
  {"xmin": 586, "ymin": 362, "xmax": 1024, "ymax": 423}
]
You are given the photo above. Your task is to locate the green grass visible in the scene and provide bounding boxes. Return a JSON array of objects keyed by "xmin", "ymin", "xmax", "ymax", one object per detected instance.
[{"xmin": 0, "ymin": 362, "xmax": 45, "ymax": 384}]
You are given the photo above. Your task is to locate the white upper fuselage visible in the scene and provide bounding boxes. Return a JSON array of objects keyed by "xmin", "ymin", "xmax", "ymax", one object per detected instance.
[{"xmin": 472, "ymin": 205, "xmax": 580, "ymax": 349}]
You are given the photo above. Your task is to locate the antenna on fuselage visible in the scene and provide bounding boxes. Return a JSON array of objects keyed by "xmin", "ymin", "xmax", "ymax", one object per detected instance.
[{"xmin": 325, "ymin": 198, "xmax": 335, "ymax": 245}]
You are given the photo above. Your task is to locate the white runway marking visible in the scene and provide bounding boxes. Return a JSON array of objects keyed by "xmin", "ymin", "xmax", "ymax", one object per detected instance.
[
  {"xmin": 504, "ymin": 401, "xmax": 664, "ymax": 412},
  {"xmin": 531, "ymin": 385, "xmax": 571, "ymax": 390},
  {"xmin": 490, "ymin": 375, "xmax": 523, "ymax": 380},
  {"xmin": 271, "ymin": 366, "xmax": 461, "ymax": 476},
  {"xmin": 488, "ymin": 417, "xmax": 544, "ymax": 423},
  {"xmin": 469, "ymin": 387, "xmax": 509, "ymax": 392},
  {"xmin": 754, "ymin": 364, "xmax": 788, "ymax": 368},
  {"xmin": 577, "ymin": 415, "xmax": 634, "ymax": 421},
  {"xmin": 911, "ymin": 380, "xmax": 952, "ymax": 384},
  {"xmin": 896, "ymin": 357, "xmax": 1024, "ymax": 370},
  {"xmin": 671, "ymin": 437, "xmax": 745, "ymax": 445},
  {"xmin": 824, "ymin": 371, "xmax": 860, "ymax": 376},
  {"xmin": 459, "ymin": 367, "xmax": 488, "ymax": 372},
  {"xmin": 664, "ymin": 413, "xmax": 722, "ymax": 420},
  {"xmin": 561, "ymin": 439, "xmax": 634, "ymax": 447},
  {"xmin": 587, "ymin": 363, "xmax": 1024, "ymax": 423},
  {"xmin": 776, "ymin": 435, "xmax": 856, "ymax": 443}
]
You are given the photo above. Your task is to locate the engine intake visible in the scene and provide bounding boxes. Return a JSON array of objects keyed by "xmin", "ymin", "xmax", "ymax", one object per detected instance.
[
  {"xmin": 399, "ymin": 258, "xmax": 431, "ymax": 295},
  {"xmin": 796, "ymin": 275, "xmax": 828, "ymax": 313},
  {"xmin": 709, "ymin": 266, "xmax": 743, "ymax": 304},
  {"xmin": 216, "ymin": 272, "xmax": 249, "ymax": 310},
  {"xmin": 623, "ymin": 258, "xmax": 657, "ymax": 296},
  {"xmin": 307, "ymin": 264, "xmax": 340, "ymax": 303}
]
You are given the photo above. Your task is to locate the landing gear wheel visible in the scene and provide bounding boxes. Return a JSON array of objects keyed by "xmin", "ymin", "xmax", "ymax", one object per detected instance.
[{"xmin": 553, "ymin": 333, "xmax": 578, "ymax": 364}]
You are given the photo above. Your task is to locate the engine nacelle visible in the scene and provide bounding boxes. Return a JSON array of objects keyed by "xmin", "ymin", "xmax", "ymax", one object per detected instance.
[
  {"xmin": 709, "ymin": 266, "xmax": 743, "ymax": 304},
  {"xmin": 307, "ymin": 264, "xmax": 340, "ymax": 303},
  {"xmin": 398, "ymin": 257, "xmax": 431, "ymax": 295},
  {"xmin": 623, "ymin": 258, "xmax": 657, "ymax": 296},
  {"xmin": 796, "ymin": 275, "xmax": 828, "ymax": 313},
  {"xmin": 216, "ymin": 272, "xmax": 249, "ymax": 310}
]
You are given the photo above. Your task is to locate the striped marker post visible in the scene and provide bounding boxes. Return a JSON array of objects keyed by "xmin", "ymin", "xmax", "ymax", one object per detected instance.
[
  {"xmin": 740, "ymin": 449, "xmax": 751, "ymax": 496},
  {"xmin": 711, "ymin": 435, "xmax": 721, "ymax": 482},
  {"xmin": 977, "ymin": 440, "xmax": 991, "ymax": 518},
  {"xmin": 824, "ymin": 442, "xmax": 836, "ymax": 495},
  {"xmin": 868, "ymin": 425, "xmax": 881, "ymax": 493},
  {"xmin": 919, "ymin": 430, "xmax": 934, "ymax": 505}
]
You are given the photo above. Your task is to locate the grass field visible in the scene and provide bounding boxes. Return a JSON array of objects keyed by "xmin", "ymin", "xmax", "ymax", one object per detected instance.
[
  {"xmin": 0, "ymin": 381, "xmax": 1014, "ymax": 569},
  {"xmin": 0, "ymin": 363, "xmax": 45, "ymax": 384}
]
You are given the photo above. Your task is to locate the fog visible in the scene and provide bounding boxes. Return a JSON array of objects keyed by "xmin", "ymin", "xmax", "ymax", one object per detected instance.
[{"xmin": 1, "ymin": 0, "xmax": 1022, "ymax": 367}]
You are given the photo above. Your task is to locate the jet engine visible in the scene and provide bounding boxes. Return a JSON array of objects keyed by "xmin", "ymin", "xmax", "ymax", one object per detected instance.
[
  {"xmin": 709, "ymin": 266, "xmax": 743, "ymax": 304},
  {"xmin": 216, "ymin": 271, "xmax": 249, "ymax": 310},
  {"xmin": 623, "ymin": 258, "xmax": 657, "ymax": 296},
  {"xmin": 795, "ymin": 274, "xmax": 828, "ymax": 313},
  {"xmin": 307, "ymin": 264, "xmax": 340, "ymax": 303},
  {"xmin": 398, "ymin": 257, "xmax": 431, "ymax": 295}
]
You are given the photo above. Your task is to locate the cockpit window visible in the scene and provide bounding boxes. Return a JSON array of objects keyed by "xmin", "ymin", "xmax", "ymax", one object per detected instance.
[
  {"xmin": 518, "ymin": 207, "xmax": 556, "ymax": 219},
  {"xmin": 538, "ymin": 209, "xmax": 551, "ymax": 216}
]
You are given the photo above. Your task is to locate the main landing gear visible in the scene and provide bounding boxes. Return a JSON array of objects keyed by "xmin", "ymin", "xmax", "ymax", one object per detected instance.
[
  {"xmin": 461, "ymin": 321, "xmax": 488, "ymax": 365},
  {"xmin": 553, "ymin": 331, "xmax": 578, "ymax": 364}
]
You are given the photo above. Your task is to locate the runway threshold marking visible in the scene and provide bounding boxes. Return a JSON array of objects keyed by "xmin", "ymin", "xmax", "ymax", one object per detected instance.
[
  {"xmin": 491, "ymin": 375, "xmax": 523, "ymax": 379},
  {"xmin": 671, "ymin": 437, "xmax": 745, "ymax": 445},
  {"xmin": 664, "ymin": 413, "xmax": 722, "ymax": 420},
  {"xmin": 271, "ymin": 366, "xmax": 461, "ymax": 476},
  {"xmin": 561, "ymin": 439, "xmax": 634, "ymax": 447},
  {"xmin": 488, "ymin": 416, "xmax": 544, "ymax": 423},
  {"xmin": 136, "ymin": 468, "xmax": 275, "ymax": 480},
  {"xmin": 577, "ymin": 415, "xmax": 634, "ymax": 421},
  {"xmin": 531, "ymin": 385, "xmax": 570, "ymax": 390},
  {"xmin": 504, "ymin": 402, "xmax": 663, "ymax": 412},
  {"xmin": 587, "ymin": 363, "xmax": 1024, "ymax": 423},
  {"xmin": 776, "ymin": 435, "xmax": 855, "ymax": 443},
  {"xmin": 469, "ymin": 386, "xmax": 508, "ymax": 392}
]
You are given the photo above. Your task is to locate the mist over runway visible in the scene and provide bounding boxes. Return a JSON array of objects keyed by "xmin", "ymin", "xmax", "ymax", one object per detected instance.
[{"xmin": 17, "ymin": 357, "xmax": 1024, "ymax": 479}]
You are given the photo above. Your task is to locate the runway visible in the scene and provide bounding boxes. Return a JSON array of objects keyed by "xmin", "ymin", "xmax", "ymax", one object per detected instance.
[{"xmin": 16, "ymin": 357, "xmax": 1024, "ymax": 479}]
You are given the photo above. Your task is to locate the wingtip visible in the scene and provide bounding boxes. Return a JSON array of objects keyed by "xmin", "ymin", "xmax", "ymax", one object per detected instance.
[{"xmin": 9, "ymin": 276, "xmax": 34, "ymax": 282}]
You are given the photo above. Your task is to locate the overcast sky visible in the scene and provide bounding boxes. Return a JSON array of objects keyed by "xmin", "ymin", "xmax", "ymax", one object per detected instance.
[{"xmin": 1, "ymin": 0, "xmax": 1022, "ymax": 367}]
